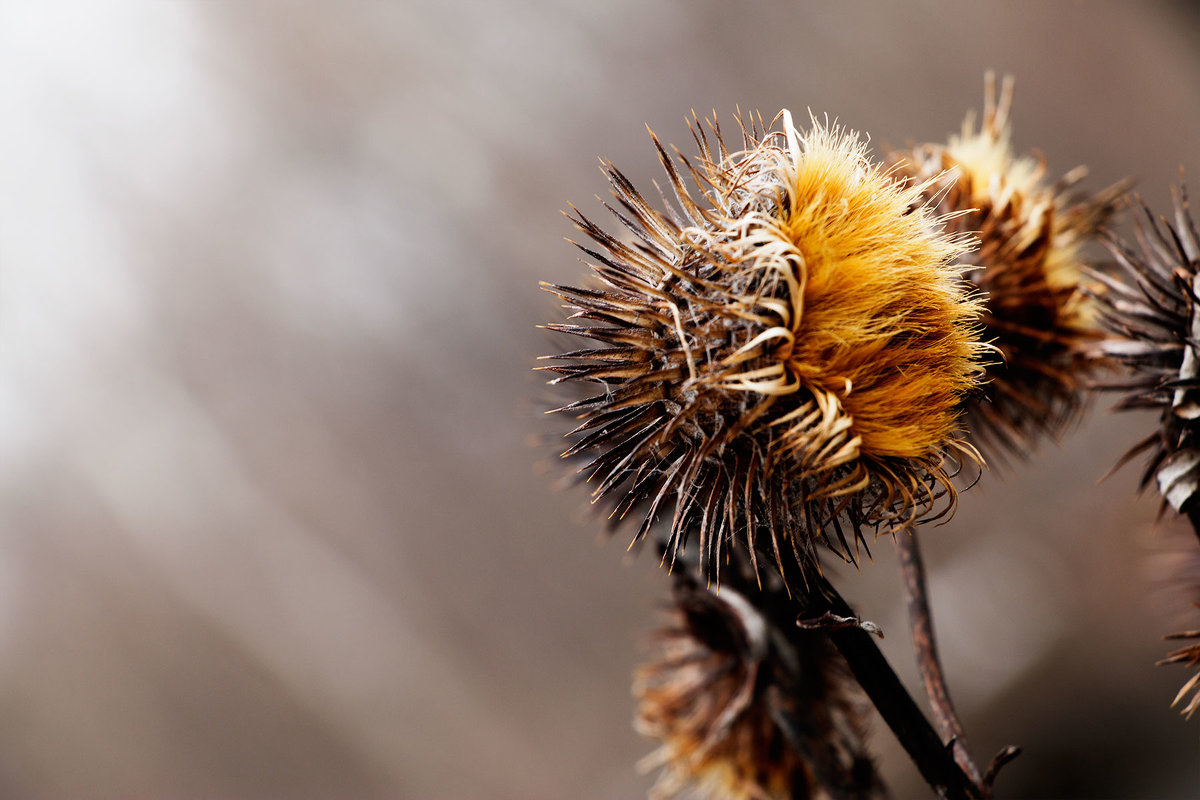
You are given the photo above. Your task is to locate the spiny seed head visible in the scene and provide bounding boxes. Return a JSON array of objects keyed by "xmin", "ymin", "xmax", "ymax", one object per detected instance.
[
  {"xmin": 1159, "ymin": 609, "xmax": 1200, "ymax": 720},
  {"xmin": 633, "ymin": 573, "xmax": 884, "ymax": 800},
  {"xmin": 888, "ymin": 73, "xmax": 1125, "ymax": 462},
  {"xmin": 539, "ymin": 111, "xmax": 987, "ymax": 584},
  {"xmin": 1092, "ymin": 186, "xmax": 1200, "ymax": 515}
]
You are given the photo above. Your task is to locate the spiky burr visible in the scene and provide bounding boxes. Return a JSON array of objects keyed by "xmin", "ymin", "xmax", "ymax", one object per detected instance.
[
  {"xmin": 633, "ymin": 570, "xmax": 886, "ymax": 800},
  {"xmin": 540, "ymin": 111, "xmax": 987, "ymax": 585},
  {"xmin": 1160, "ymin": 620, "xmax": 1200, "ymax": 720},
  {"xmin": 1092, "ymin": 186, "xmax": 1200, "ymax": 520},
  {"xmin": 1095, "ymin": 187, "xmax": 1200, "ymax": 721},
  {"xmin": 888, "ymin": 73, "xmax": 1126, "ymax": 462}
]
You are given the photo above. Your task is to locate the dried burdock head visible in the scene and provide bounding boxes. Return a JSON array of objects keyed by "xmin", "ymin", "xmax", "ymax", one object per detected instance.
[
  {"xmin": 633, "ymin": 571, "xmax": 885, "ymax": 800},
  {"xmin": 1158, "ymin": 607, "xmax": 1200, "ymax": 720},
  {"xmin": 540, "ymin": 111, "xmax": 986, "ymax": 584},
  {"xmin": 1091, "ymin": 186, "xmax": 1200, "ymax": 518},
  {"xmin": 888, "ymin": 73, "xmax": 1126, "ymax": 462}
]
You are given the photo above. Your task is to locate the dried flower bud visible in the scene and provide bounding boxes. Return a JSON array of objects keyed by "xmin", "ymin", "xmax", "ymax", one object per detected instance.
[
  {"xmin": 540, "ymin": 112, "xmax": 986, "ymax": 583},
  {"xmin": 1092, "ymin": 187, "xmax": 1200, "ymax": 516},
  {"xmin": 633, "ymin": 572, "xmax": 884, "ymax": 800},
  {"xmin": 888, "ymin": 73, "xmax": 1125, "ymax": 461}
]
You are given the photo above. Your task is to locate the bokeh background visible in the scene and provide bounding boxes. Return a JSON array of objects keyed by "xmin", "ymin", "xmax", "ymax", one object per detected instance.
[{"xmin": 1, "ymin": 0, "xmax": 1199, "ymax": 797}]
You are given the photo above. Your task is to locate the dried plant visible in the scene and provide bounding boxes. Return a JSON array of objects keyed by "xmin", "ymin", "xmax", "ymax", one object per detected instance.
[
  {"xmin": 1092, "ymin": 186, "xmax": 1200, "ymax": 522},
  {"xmin": 879, "ymin": 75, "xmax": 1123, "ymax": 786},
  {"xmin": 634, "ymin": 570, "xmax": 886, "ymax": 800},
  {"xmin": 1159, "ymin": 607, "xmax": 1200, "ymax": 720},
  {"xmin": 1092, "ymin": 187, "xmax": 1200, "ymax": 723},
  {"xmin": 888, "ymin": 73, "xmax": 1126, "ymax": 461},
  {"xmin": 539, "ymin": 111, "xmax": 987, "ymax": 586}
]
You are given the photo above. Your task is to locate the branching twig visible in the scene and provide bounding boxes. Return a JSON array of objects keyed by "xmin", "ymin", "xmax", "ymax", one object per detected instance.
[
  {"xmin": 896, "ymin": 528, "xmax": 1022, "ymax": 797},
  {"xmin": 896, "ymin": 528, "xmax": 985, "ymax": 789}
]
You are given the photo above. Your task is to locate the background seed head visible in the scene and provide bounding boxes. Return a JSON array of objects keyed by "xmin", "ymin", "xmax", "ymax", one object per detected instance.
[
  {"xmin": 888, "ymin": 74, "xmax": 1125, "ymax": 462},
  {"xmin": 1092, "ymin": 187, "xmax": 1200, "ymax": 515},
  {"xmin": 633, "ymin": 571, "xmax": 883, "ymax": 800}
]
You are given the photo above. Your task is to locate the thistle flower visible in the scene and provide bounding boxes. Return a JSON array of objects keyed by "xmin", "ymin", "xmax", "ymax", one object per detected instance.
[
  {"xmin": 888, "ymin": 74, "xmax": 1125, "ymax": 461},
  {"xmin": 540, "ymin": 112, "xmax": 986, "ymax": 583},
  {"xmin": 633, "ymin": 571, "xmax": 884, "ymax": 800},
  {"xmin": 1091, "ymin": 187, "xmax": 1200, "ymax": 517}
]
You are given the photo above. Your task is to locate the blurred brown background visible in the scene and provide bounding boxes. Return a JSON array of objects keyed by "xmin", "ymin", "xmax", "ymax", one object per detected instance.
[{"xmin": 0, "ymin": 0, "xmax": 1198, "ymax": 797}]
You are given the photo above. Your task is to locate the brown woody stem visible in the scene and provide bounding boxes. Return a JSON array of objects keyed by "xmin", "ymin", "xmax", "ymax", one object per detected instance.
[
  {"xmin": 768, "ymin": 551, "xmax": 982, "ymax": 800},
  {"xmin": 896, "ymin": 527, "xmax": 986, "ymax": 792}
]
